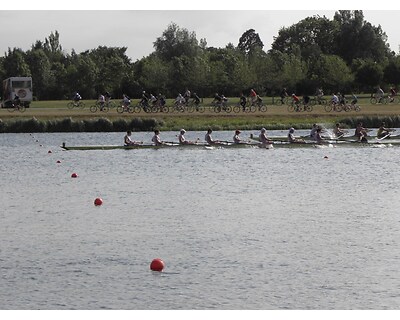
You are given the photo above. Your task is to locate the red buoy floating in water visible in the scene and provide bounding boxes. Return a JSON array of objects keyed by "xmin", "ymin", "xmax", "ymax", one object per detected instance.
[
  {"xmin": 324, "ymin": 156, "xmax": 329, "ymax": 159},
  {"xmin": 94, "ymin": 198, "xmax": 103, "ymax": 206},
  {"xmin": 56, "ymin": 160, "xmax": 61, "ymax": 163},
  {"xmin": 71, "ymin": 173, "xmax": 78, "ymax": 178},
  {"xmin": 150, "ymin": 258, "xmax": 165, "ymax": 272},
  {"xmin": 48, "ymin": 150, "xmax": 52, "ymax": 153}
]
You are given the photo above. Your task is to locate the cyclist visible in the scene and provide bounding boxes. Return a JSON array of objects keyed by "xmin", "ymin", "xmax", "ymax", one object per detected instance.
[
  {"xmin": 13, "ymin": 94, "xmax": 21, "ymax": 107},
  {"xmin": 291, "ymin": 93, "xmax": 300, "ymax": 109},
  {"xmin": 157, "ymin": 93, "xmax": 166, "ymax": 107},
  {"xmin": 303, "ymin": 95, "xmax": 310, "ymax": 106},
  {"xmin": 331, "ymin": 93, "xmax": 339, "ymax": 106},
  {"xmin": 280, "ymin": 88, "xmax": 288, "ymax": 104},
  {"xmin": 141, "ymin": 91, "xmax": 149, "ymax": 107},
  {"xmin": 351, "ymin": 93, "xmax": 358, "ymax": 105},
  {"xmin": 338, "ymin": 92, "xmax": 346, "ymax": 106},
  {"xmin": 183, "ymin": 88, "xmax": 191, "ymax": 104},
  {"xmin": 315, "ymin": 88, "xmax": 324, "ymax": 102},
  {"xmin": 249, "ymin": 88, "xmax": 257, "ymax": 105},
  {"xmin": 73, "ymin": 92, "xmax": 82, "ymax": 103},
  {"xmin": 213, "ymin": 93, "xmax": 223, "ymax": 105},
  {"xmin": 376, "ymin": 86, "xmax": 384, "ymax": 103},
  {"xmin": 98, "ymin": 94, "xmax": 105, "ymax": 110},
  {"xmin": 150, "ymin": 93, "xmax": 157, "ymax": 106},
  {"xmin": 192, "ymin": 92, "xmax": 201, "ymax": 105},
  {"xmin": 104, "ymin": 91, "xmax": 111, "ymax": 105},
  {"xmin": 389, "ymin": 87, "xmax": 397, "ymax": 102},
  {"xmin": 122, "ymin": 94, "xmax": 131, "ymax": 111},
  {"xmin": 175, "ymin": 93, "xmax": 185, "ymax": 105},
  {"xmin": 239, "ymin": 92, "xmax": 247, "ymax": 111}
]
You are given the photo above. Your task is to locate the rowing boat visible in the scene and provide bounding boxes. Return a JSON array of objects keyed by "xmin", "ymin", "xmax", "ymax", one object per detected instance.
[{"xmin": 60, "ymin": 141, "xmax": 264, "ymax": 151}]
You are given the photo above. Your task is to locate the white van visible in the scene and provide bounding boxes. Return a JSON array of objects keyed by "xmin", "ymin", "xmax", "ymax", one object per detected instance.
[{"xmin": 1, "ymin": 77, "xmax": 33, "ymax": 108}]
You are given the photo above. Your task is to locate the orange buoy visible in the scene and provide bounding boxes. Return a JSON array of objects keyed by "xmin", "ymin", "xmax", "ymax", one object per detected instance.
[
  {"xmin": 150, "ymin": 258, "xmax": 165, "ymax": 272},
  {"xmin": 71, "ymin": 173, "xmax": 78, "ymax": 178},
  {"xmin": 94, "ymin": 198, "xmax": 103, "ymax": 206}
]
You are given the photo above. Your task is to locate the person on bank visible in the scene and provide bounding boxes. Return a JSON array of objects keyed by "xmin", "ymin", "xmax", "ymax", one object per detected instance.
[{"xmin": 124, "ymin": 130, "xmax": 141, "ymax": 146}]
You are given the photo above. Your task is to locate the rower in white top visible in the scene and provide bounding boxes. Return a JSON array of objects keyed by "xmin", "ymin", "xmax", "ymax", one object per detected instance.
[
  {"xmin": 259, "ymin": 128, "xmax": 273, "ymax": 146},
  {"xmin": 124, "ymin": 130, "xmax": 142, "ymax": 146},
  {"xmin": 178, "ymin": 129, "xmax": 196, "ymax": 145}
]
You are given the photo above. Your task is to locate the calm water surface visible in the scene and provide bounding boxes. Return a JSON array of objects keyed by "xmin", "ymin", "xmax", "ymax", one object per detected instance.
[{"xmin": 1, "ymin": 131, "xmax": 400, "ymax": 309}]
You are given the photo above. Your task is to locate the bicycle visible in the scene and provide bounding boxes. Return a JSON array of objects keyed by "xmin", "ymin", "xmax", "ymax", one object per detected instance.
[
  {"xmin": 387, "ymin": 95, "xmax": 400, "ymax": 104},
  {"xmin": 67, "ymin": 100, "xmax": 85, "ymax": 109},
  {"xmin": 212, "ymin": 100, "xmax": 231, "ymax": 113},
  {"xmin": 186, "ymin": 99, "xmax": 205, "ymax": 113},
  {"xmin": 7, "ymin": 103, "xmax": 26, "ymax": 112},
  {"xmin": 370, "ymin": 95, "xmax": 387, "ymax": 104},
  {"xmin": 310, "ymin": 96, "xmax": 327, "ymax": 105},
  {"xmin": 275, "ymin": 96, "xmax": 290, "ymax": 106},
  {"xmin": 90, "ymin": 102, "xmax": 109, "ymax": 113},
  {"xmin": 287, "ymin": 102, "xmax": 313, "ymax": 112},
  {"xmin": 324, "ymin": 102, "xmax": 343, "ymax": 112},
  {"xmin": 116, "ymin": 102, "xmax": 136, "ymax": 114}
]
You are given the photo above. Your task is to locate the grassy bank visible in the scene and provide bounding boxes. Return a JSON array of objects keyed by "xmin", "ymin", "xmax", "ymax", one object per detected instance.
[{"xmin": 1, "ymin": 98, "xmax": 400, "ymax": 132}]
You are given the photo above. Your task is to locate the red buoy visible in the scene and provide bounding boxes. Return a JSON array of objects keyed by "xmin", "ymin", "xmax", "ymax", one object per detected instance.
[
  {"xmin": 94, "ymin": 198, "xmax": 103, "ymax": 206},
  {"xmin": 71, "ymin": 173, "xmax": 78, "ymax": 178},
  {"xmin": 324, "ymin": 156, "xmax": 329, "ymax": 159},
  {"xmin": 48, "ymin": 150, "xmax": 52, "ymax": 153},
  {"xmin": 150, "ymin": 258, "xmax": 165, "ymax": 272},
  {"xmin": 56, "ymin": 160, "xmax": 61, "ymax": 163}
]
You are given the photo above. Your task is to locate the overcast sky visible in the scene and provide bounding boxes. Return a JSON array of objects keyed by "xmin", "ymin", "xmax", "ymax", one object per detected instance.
[{"xmin": 1, "ymin": 2, "xmax": 400, "ymax": 62}]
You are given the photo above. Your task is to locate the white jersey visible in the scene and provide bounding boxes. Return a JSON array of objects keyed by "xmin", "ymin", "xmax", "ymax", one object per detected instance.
[
  {"xmin": 233, "ymin": 134, "xmax": 241, "ymax": 143},
  {"xmin": 205, "ymin": 133, "xmax": 214, "ymax": 144},
  {"xmin": 178, "ymin": 133, "xmax": 186, "ymax": 144},
  {"xmin": 152, "ymin": 134, "xmax": 162, "ymax": 145},
  {"xmin": 259, "ymin": 132, "xmax": 270, "ymax": 144}
]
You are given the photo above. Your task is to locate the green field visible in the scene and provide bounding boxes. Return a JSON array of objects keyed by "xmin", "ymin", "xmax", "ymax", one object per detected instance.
[{"xmin": 1, "ymin": 96, "xmax": 400, "ymax": 132}]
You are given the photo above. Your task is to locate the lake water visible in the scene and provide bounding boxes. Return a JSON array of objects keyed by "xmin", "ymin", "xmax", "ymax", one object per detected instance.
[{"xmin": 1, "ymin": 130, "xmax": 400, "ymax": 310}]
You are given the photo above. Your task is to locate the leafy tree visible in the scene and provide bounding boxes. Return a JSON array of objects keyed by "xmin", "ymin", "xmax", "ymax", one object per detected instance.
[
  {"xmin": 384, "ymin": 56, "xmax": 400, "ymax": 86},
  {"xmin": 2, "ymin": 48, "xmax": 31, "ymax": 77},
  {"xmin": 271, "ymin": 15, "xmax": 338, "ymax": 61},
  {"xmin": 238, "ymin": 29, "xmax": 264, "ymax": 55},
  {"xmin": 353, "ymin": 59, "xmax": 384, "ymax": 91},
  {"xmin": 25, "ymin": 49, "xmax": 52, "ymax": 99},
  {"xmin": 153, "ymin": 22, "xmax": 199, "ymax": 61},
  {"xmin": 333, "ymin": 10, "xmax": 390, "ymax": 64}
]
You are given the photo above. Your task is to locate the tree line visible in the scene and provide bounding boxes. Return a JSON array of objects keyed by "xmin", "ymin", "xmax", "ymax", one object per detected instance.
[{"xmin": 1, "ymin": 10, "xmax": 399, "ymax": 101}]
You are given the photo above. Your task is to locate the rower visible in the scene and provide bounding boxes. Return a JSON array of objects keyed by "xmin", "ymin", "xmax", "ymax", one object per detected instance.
[
  {"xmin": 310, "ymin": 123, "xmax": 318, "ymax": 139},
  {"xmin": 233, "ymin": 130, "xmax": 242, "ymax": 144},
  {"xmin": 377, "ymin": 122, "xmax": 394, "ymax": 139},
  {"xmin": 314, "ymin": 127, "xmax": 324, "ymax": 144},
  {"xmin": 178, "ymin": 129, "xmax": 195, "ymax": 145},
  {"xmin": 288, "ymin": 127, "xmax": 305, "ymax": 143},
  {"xmin": 124, "ymin": 130, "xmax": 141, "ymax": 146},
  {"xmin": 205, "ymin": 129, "xmax": 220, "ymax": 145},
  {"xmin": 355, "ymin": 122, "xmax": 368, "ymax": 143},
  {"xmin": 152, "ymin": 129, "xmax": 164, "ymax": 146},
  {"xmin": 259, "ymin": 128, "xmax": 273, "ymax": 145},
  {"xmin": 333, "ymin": 123, "xmax": 348, "ymax": 138}
]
